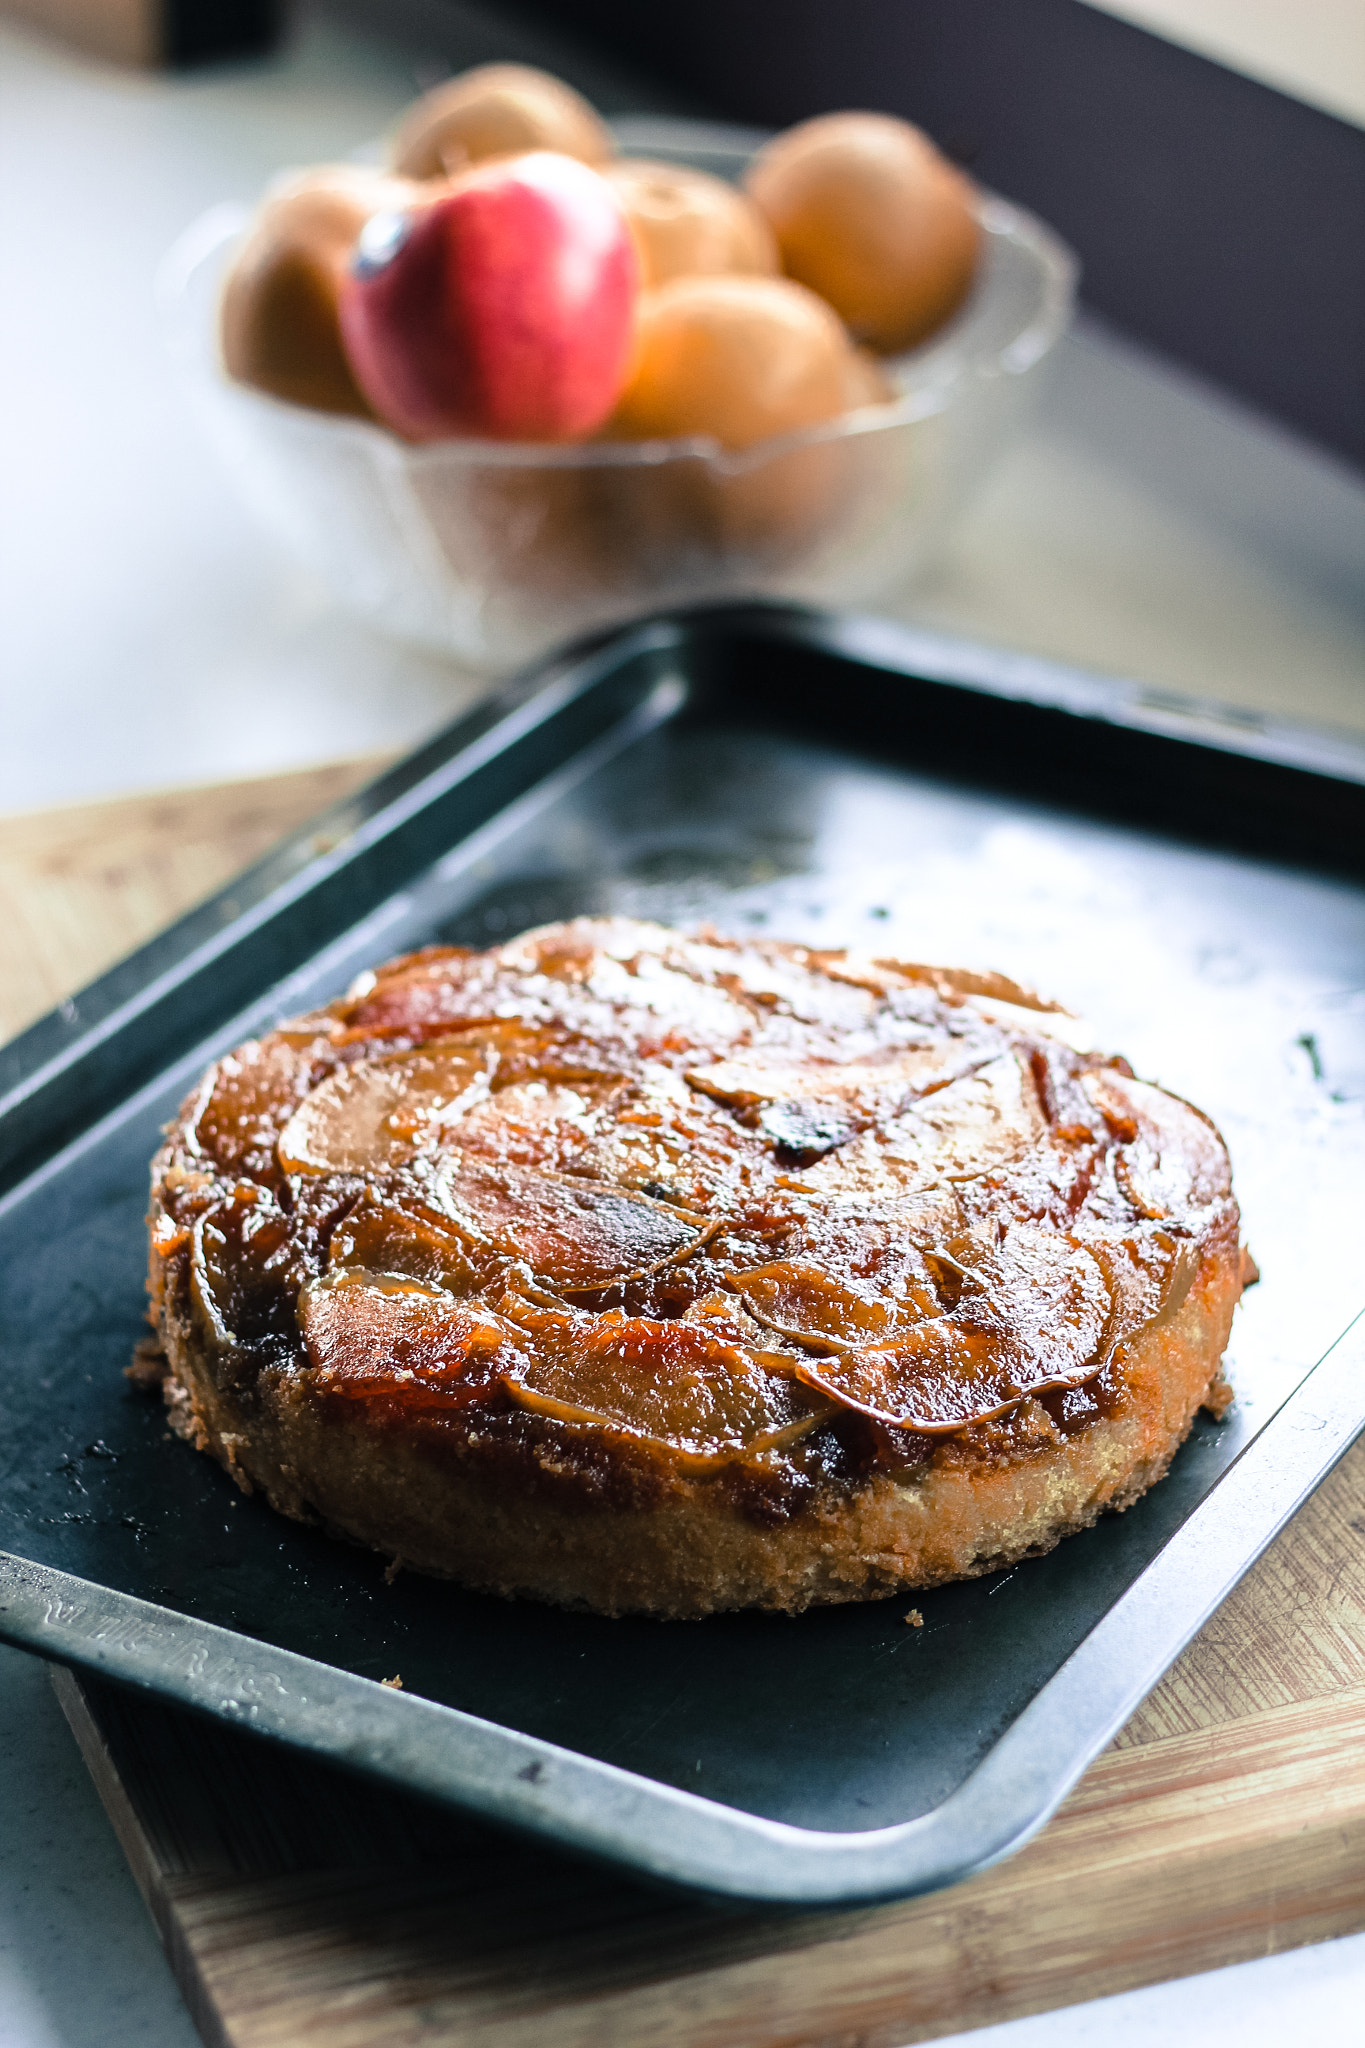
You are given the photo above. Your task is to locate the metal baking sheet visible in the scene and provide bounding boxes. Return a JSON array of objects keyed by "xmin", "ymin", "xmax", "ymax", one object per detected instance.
[{"xmin": 2, "ymin": 605, "xmax": 1362, "ymax": 1905}]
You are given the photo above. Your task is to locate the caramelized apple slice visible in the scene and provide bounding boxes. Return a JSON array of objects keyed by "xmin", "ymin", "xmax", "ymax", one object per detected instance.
[
  {"xmin": 1083, "ymin": 1070, "xmax": 1232, "ymax": 1218},
  {"xmin": 727, "ymin": 1261, "xmax": 903, "ymax": 1351},
  {"xmin": 684, "ymin": 1048, "xmax": 965, "ymax": 1159},
  {"xmin": 451, "ymin": 1077, "xmax": 623, "ymax": 1171},
  {"xmin": 490, "ymin": 919, "xmax": 762, "ymax": 1050},
  {"xmin": 327, "ymin": 1195, "xmax": 489, "ymax": 1296},
  {"xmin": 279, "ymin": 1025, "xmax": 626, "ymax": 1176},
  {"xmin": 575, "ymin": 1068, "xmax": 758, "ymax": 1208},
  {"xmin": 436, "ymin": 1155, "xmax": 712, "ymax": 1289},
  {"xmin": 870, "ymin": 958, "xmax": 1071, "ymax": 1015},
  {"xmin": 500, "ymin": 1296, "xmax": 824, "ymax": 1463},
  {"xmin": 795, "ymin": 1225, "xmax": 1111, "ymax": 1431},
  {"xmin": 191, "ymin": 1196, "xmax": 306, "ymax": 1353},
  {"xmin": 279, "ymin": 1045, "xmax": 494, "ymax": 1175},
  {"xmin": 796, "ymin": 1051, "xmax": 1046, "ymax": 1199},
  {"xmin": 692, "ymin": 937, "xmax": 882, "ymax": 1026},
  {"xmin": 1082, "ymin": 1227, "xmax": 1202, "ymax": 1352},
  {"xmin": 300, "ymin": 1270, "xmax": 521, "ymax": 1408},
  {"xmin": 188, "ymin": 1033, "xmax": 334, "ymax": 1182}
]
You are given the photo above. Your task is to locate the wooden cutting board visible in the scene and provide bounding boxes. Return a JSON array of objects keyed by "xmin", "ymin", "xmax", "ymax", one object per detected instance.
[{"xmin": 8, "ymin": 763, "xmax": 1365, "ymax": 2047}]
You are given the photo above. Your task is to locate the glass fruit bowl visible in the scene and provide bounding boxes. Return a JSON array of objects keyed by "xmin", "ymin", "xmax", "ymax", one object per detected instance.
[{"xmin": 159, "ymin": 151, "xmax": 1076, "ymax": 674}]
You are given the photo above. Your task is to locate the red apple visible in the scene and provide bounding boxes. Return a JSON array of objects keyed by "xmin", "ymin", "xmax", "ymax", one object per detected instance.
[{"xmin": 338, "ymin": 150, "xmax": 639, "ymax": 442}]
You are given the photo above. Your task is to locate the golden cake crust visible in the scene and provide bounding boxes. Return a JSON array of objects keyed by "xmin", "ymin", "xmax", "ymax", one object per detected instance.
[{"xmin": 144, "ymin": 918, "xmax": 1244, "ymax": 1618}]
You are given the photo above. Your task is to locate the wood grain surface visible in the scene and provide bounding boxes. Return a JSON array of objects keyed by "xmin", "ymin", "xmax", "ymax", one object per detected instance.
[
  {"xmin": 8, "ymin": 765, "xmax": 1365, "ymax": 2047},
  {"xmin": 0, "ymin": 757, "xmax": 388, "ymax": 1045}
]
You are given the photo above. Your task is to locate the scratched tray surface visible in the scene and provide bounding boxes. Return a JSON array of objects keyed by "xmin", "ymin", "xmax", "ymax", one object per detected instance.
[{"xmin": 1, "ymin": 614, "xmax": 1362, "ymax": 1852}]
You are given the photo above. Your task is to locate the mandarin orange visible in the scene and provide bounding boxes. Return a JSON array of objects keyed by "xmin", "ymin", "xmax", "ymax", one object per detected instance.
[
  {"xmin": 746, "ymin": 111, "xmax": 980, "ymax": 353},
  {"xmin": 603, "ymin": 158, "xmax": 777, "ymax": 287},
  {"xmin": 610, "ymin": 272, "xmax": 851, "ymax": 449}
]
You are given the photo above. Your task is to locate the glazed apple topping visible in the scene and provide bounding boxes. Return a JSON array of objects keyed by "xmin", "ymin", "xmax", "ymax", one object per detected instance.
[
  {"xmin": 161, "ymin": 920, "xmax": 1237, "ymax": 1455},
  {"xmin": 301, "ymin": 1272, "xmax": 521, "ymax": 1409},
  {"xmin": 275, "ymin": 1020, "xmax": 618, "ymax": 1175},
  {"xmin": 790, "ymin": 1225, "xmax": 1113, "ymax": 1432},
  {"xmin": 497, "ymin": 1296, "xmax": 830, "ymax": 1465},
  {"xmin": 433, "ymin": 1155, "xmax": 714, "ymax": 1290},
  {"xmin": 327, "ymin": 1192, "xmax": 491, "ymax": 1296},
  {"xmin": 727, "ymin": 1261, "xmax": 917, "ymax": 1351},
  {"xmin": 1080, "ymin": 1070, "xmax": 1232, "ymax": 1218}
]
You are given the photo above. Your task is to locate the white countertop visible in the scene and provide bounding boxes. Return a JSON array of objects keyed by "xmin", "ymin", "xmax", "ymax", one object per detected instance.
[{"xmin": 1, "ymin": 7, "xmax": 1363, "ymax": 2044}]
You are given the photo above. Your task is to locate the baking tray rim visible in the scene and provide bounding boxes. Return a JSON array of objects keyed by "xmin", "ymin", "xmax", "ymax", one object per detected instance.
[{"xmin": 2, "ymin": 600, "xmax": 1364, "ymax": 1905}]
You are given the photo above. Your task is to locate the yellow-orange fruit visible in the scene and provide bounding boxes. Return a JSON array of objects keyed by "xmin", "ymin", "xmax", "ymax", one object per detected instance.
[
  {"xmin": 610, "ymin": 273, "xmax": 852, "ymax": 450},
  {"xmin": 602, "ymin": 158, "xmax": 777, "ymax": 287},
  {"xmin": 608, "ymin": 274, "xmax": 861, "ymax": 561},
  {"xmin": 745, "ymin": 111, "xmax": 981, "ymax": 353},
  {"xmin": 391, "ymin": 63, "xmax": 613, "ymax": 180},
  {"xmin": 220, "ymin": 165, "xmax": 436, "ymax": 416}
]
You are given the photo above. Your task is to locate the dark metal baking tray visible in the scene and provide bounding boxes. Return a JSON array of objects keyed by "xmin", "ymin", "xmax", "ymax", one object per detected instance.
[{"xmin": 2, "ymin": 604, "xmax": 1363, "ymax": 1906}]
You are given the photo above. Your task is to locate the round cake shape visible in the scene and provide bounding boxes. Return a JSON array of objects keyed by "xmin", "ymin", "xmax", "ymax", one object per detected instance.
[{"xmin": 144, "ymin": 918, "xmax": 1244, "ymax": 1618}]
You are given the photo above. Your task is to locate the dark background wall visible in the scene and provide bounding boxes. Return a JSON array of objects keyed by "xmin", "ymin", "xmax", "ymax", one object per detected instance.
[{"xmin": 516, "ymin": 0, "xmax": 1365, "ymax": 470}]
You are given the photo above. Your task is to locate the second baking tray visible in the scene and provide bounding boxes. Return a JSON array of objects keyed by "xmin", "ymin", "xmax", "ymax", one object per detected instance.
[{"xmin": 2, "ymin": 604, "xmax": 1363, "ymax": 1905}]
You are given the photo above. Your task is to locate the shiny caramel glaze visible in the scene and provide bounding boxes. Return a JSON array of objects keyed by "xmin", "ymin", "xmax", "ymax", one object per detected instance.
[{"xmin": 147, "ymin": 919, "xmax": 1239, "ymax": 1547}]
